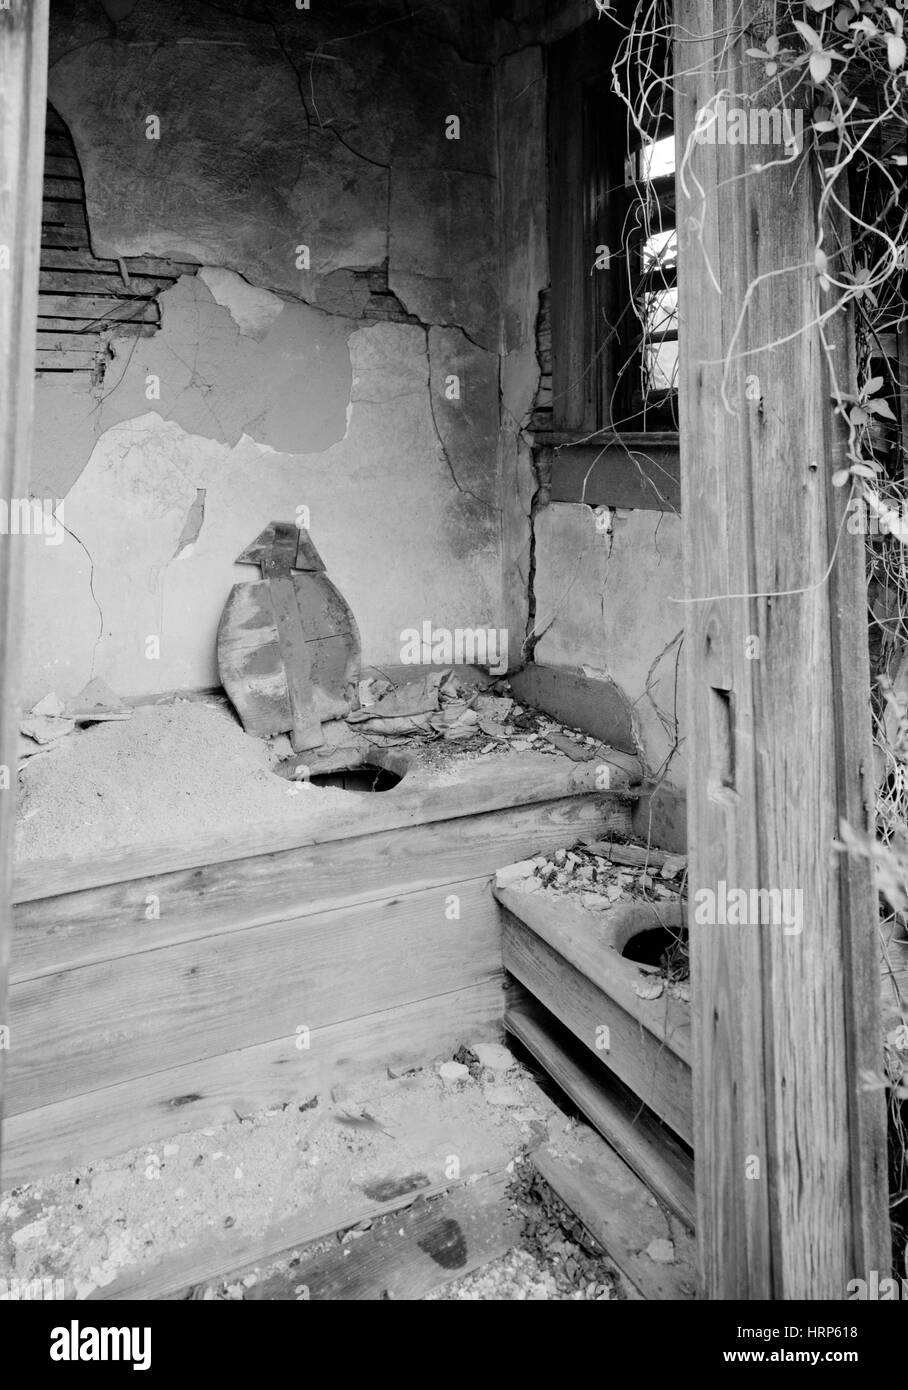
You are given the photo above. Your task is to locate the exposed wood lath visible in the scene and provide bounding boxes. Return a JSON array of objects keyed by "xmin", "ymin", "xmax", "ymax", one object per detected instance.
[{"xmin": 37, "ymin": 104, "xmax": 197, "ymax": 375}]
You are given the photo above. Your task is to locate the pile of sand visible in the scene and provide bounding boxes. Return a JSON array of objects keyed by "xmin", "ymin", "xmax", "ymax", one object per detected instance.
[{"xmin": 15, "ymin": 699, "xmax": 341, "ymax": 862}]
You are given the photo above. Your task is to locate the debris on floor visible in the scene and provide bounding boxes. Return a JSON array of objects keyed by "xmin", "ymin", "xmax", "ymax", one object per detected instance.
[
  {"xmin": 185, "ymin": 1091, "xmax": 631, "ymax": 1300},
  {"xmin": 14, "ymin": 680, "xmax": 632, "ymax": 863},
  {"xmin": 64, "ymin": 678, "xmax": 132, "ymax": 725},
  {"xmin": 203, "ymin": 1169, "xmax": 522, "ymax": 1301},
  {"xmin": 424, "ymin": 1133, "xmax": 635, "ymax": 1301},
  {"xmin": 0, "ymin": 1050, "xmax": 558, "ymax": 1301},
  {"xmin": 18, "ymin": 681, "xmax": 133, "ymax": 771}
]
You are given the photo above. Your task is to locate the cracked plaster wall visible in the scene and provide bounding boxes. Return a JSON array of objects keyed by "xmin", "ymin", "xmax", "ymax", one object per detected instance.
[
  {"xmin": 496, "ymin": 43, "xmax": 548, "ymax": 658},
  {"xmin": 24, "ymin": 0, "xmax": 503, "ymax": 703},
  {"xmin": 494, "ymin": 17, "xmax": 687, "ymax": 789},
  {"xmin": 533, "ymin": 504, "xmax": 687, "ymax": 789}
]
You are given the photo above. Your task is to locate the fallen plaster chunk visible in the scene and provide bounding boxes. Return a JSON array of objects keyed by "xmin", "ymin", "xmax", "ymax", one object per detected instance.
[
  {"xmin": 470, "ymin": 1043, "xmax": 515, "ymax": 1073},
  {"xmin": 30, "ymin": 692, "xmax": 66, "ymax": 718},
  {"xmin": 20, "ymin": 711, "xmax": 76, "ymax": 744},
  {"xmin": 65, "ymin": 677, "xmax": 131, "ymax": 724},
  {"xmin": 197, "ymin": 267, "xmax": 284, "ymax": 340},
  {"xmin": 494, "ymin": 860, "xmax": 537, "ymax": 890},
  {"xmin": 438, "ymin": 1061, "xmax": 470, "ymax": 1086},
  {"xmin": 645, "ymin": 1238, "xmax": 676, "ymax": 1265}
]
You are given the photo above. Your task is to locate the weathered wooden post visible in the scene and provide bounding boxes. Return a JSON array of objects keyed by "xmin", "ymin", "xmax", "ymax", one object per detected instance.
[
  {"xmin": 674, "ymin": 0, "xmax": 891, "ymax": 1296},
  {"xmin": 0, "ymin": 0, "xmax": 49, "ymax": 1177}
]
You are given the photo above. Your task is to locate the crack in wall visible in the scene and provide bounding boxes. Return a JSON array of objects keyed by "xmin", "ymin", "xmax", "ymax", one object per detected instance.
[
  {"xmin": 424, "ymin": 328, "xmax": 498, "ymax": 512},
  {"xmin": 514, "ymin": 288, "xmax": 549, "ymax": 663},
  {"xmin": 57, "ymin": 517, "xmax": 104, "ymax": 682},
  {"xmin": 522, "ymin": 441, "xmax": 550, "ymax": 662},
  {"xmin": 266, "ymin": 5, "xmax": 394, "ymax": 277}
]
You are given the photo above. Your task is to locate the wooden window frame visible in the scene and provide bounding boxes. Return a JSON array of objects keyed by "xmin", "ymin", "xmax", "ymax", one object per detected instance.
[{"xmin": 541, "ymin": 13, "xmax": 680, "ymax": 511}]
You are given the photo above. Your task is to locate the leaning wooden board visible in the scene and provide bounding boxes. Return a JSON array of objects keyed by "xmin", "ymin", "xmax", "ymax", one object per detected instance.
[
  {"xmin": 219, "ymin": 572, "xmax": 359, "ymax": 730},
  {"xmin": 217, "ymin": 522, "xmax": 361, "ymax": 737}
]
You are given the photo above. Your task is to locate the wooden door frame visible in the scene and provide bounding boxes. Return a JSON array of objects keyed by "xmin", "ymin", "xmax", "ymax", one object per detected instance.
[
  {"xmin": 674, "ymin": 0, "xmax": 890, "ymax": 1297},
  {"xmin": 0, "ymin": 0, "xmax": 50, "ymax": 1183}
]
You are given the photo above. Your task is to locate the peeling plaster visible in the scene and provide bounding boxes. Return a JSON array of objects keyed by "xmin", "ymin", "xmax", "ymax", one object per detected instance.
[
  {"xmin": 24, "ymin": 319, "xmax": 499, "ymax": 704},
  {"xmin": 100, "ymin": 275, "xmax": 354, "ymax": 457},
  {"xmin": 196, "ymin": 268, "xmax": 284, "ymax": 341},
  {"xmin": 172, "ymin": 488, "xmax": 206, "ymax": 560},
  {"xmin": 32, "ymin": 0, "xmax": 512, "ymax": 705},
  {"xmin": 32, "ymin": 275, "xmax": 356, "ymax": 497}
]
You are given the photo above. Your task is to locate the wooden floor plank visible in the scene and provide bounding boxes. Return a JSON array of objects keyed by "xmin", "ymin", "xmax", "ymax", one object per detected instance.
[
  {"xmin": 107, "ymin": 1174, "xmax": 489, "ymax": 1302},
  {"xmin": 238, "ymin": 1171, "xmax": 520, "ymax": 1301},
  {"xmin": 534, "ymin": 1127, "xmax": 696, "ymax": 1300}
]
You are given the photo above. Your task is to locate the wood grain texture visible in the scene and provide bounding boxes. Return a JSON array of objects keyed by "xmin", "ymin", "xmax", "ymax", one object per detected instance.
[
  {"xmin": 500, "ymin": 908, "xmax": 692, "ymax": 1144},
  {"xmin": 37, "ymin": 269, "xmax": 179, "ymax": 295},
  {"xmin": 38, "ymin": 250, "xmax": 193, "ymax": 277},
  {"xmin": 217, "ymin": 570, "xmax": 361, "ymax": 738},
  {"xmin": 675, "ymin": 0, "xmax": 890, "ymax": 1297},
  {"xmin": 546, "ymin": 437, "xmax": 681, "ymax": 511},
  {"xmin": 116, "ymin": 1168, "xmax": 512, "ymax": 1302},
  {"xmin": 549, "ymin": 27, "xmax": 591, "ymax": 433},
  {"xmin": 507, "ymin": 999, "xmax": 695, "ymax": 1228},
  {"xmin": 40, "ymin": 223, "xmax": 87, "ymax": 249},
  {"xmin": 0, "ymin": 0, "xmax": 50, "ymax": 1183},
  {"xmin": 1, "ymin": 980, "xmax": 507, "ymax": 1186},
  {"xmin": 263, "ymin": 533, "xmax": 324, "ymax": 751},
  {"xmin": 35, "ymin": 348, "xmax": 98, "ymax": 371},
  {"xmin": 535, "ymin": 1127, "xmax": 696, "ymax": 1299},
  {"xmin": 495, "ymin": 885, "xmax": 691, "ymax": 1063},
  {"xmin": 11, "ymin": 793, "xmax": 632, "ymax": 982},
  {"xmin": 37, "ymin": 294, "xmax": 157, "ymax": 320},
  {"xmin": 245, "ymin": 1171, "xmax": 520, "ymax": 1301},
  {"xmin": 7, "ymin": 877, "xmax": 502, "ymax": 1114},
  {"xmin": 12, "ymin": 752, "xmax": 640, "ymax": 901}
]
